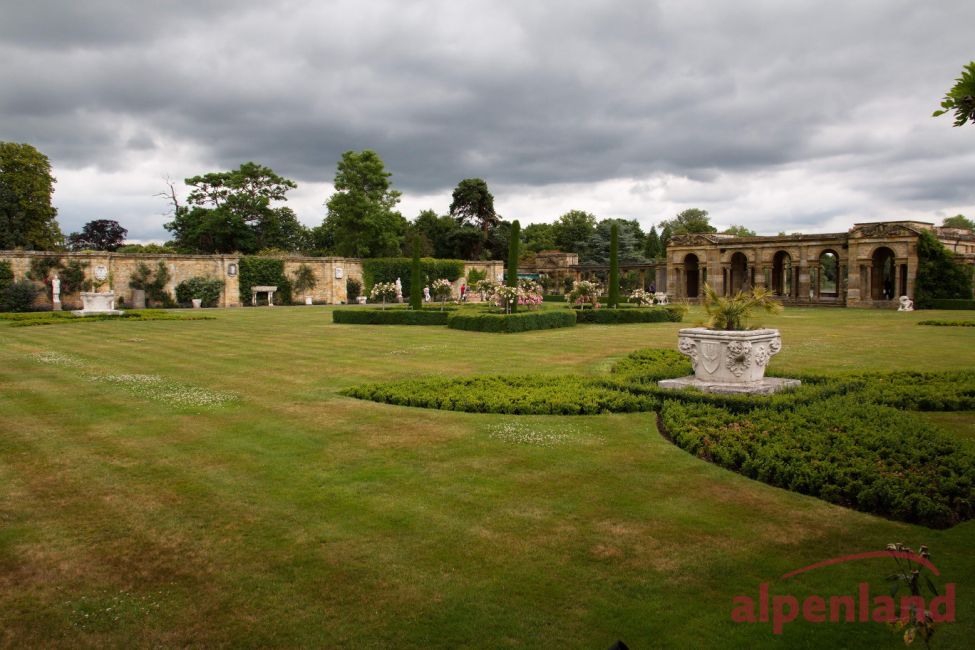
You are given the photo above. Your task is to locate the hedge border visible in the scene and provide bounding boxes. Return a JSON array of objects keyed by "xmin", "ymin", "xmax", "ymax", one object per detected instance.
[
  {"xmin": 574, "ymin": 306, "xmax": 684, "ymax": 324},
  {"xmin": 332, "ymin": 309, "xmax": 450, "ymax": 325},
  {"xmin": 447, "ymin": 310, "xmax": 576, "ymax": 333}
]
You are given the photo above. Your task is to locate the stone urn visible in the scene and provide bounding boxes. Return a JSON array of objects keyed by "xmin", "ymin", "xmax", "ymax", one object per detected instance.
[
  {"xmin": 75, "ymin": 291, "xmax": 124, "ymax": 316},
  {"xmin": 192, "ymin": 298, "xmax": 203, "ymax": 309},
  {"xmin": 659, "ymin": 327, "xmax": 800, "ymax": 394}
]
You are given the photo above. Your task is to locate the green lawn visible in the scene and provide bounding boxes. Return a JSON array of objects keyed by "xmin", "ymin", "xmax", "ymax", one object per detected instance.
[{"xmin": 1, "ymin": 305, "xmax": 973, "ymax": 648}]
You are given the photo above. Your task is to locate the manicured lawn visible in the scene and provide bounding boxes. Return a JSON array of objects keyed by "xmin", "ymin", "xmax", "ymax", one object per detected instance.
[{"xmin": 1, "ymin": 305, "xmax": 973, "ymax": 648}]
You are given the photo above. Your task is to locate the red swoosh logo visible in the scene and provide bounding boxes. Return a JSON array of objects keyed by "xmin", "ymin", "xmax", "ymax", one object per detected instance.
[{"xmin": 782, "ymin": 551, "xmax": 940, "ymax": 580}]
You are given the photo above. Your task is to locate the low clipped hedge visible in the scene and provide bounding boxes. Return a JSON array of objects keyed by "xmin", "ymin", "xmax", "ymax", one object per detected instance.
[
  {"xmin": 926, "ymin": 299, "xmax": 975, "ymax": 310},
  {"xmin": 660, "ymin": 396, "xmax": 975, "ymax": 528},
  {"xmin": 918, "ymin": 319, "xmax": 975, "ymax": 327},
  {"xmin": 447, "ymin": 310, "xmax": 576, "ymax": 333},
  {"xmin": 574, "ymin": 306, "xmax": 684, "ymax": 324},
  {"xmin": 542, "ymin": 294, "xmax": 566, "ymax": 302},
  {"xmin": 332, "ymin": 309, "xmax": 450, "ymax": 325}
]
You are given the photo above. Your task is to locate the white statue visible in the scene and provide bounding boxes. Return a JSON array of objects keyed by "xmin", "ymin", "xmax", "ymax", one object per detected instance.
[
  {"xmin": 395, "ymin": 277, "xmax": 403, "ymax": 303},
  {"xmin": 423, "ymin": 286, "xmax": 431, "ymax": 302},
  {"xmin": 898, "ymin": 295, "xmax": 914, "ymax": 312},
  {"xmin": 51, "ymin": 274, "xmax": 61, "ymax": 309}
]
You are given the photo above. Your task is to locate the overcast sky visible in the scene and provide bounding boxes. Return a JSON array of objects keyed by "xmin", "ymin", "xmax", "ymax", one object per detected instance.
[{"xmin": 1, "ymin": 0, "xmax": 973, "ymax": 242}]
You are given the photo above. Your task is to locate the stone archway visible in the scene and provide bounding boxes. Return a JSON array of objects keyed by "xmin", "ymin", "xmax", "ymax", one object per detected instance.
[
  {"xmin": 772, "ymin": 251, "xmax": 792, "ymax": 296},
  {"xmin": 729, "ymin": 252, "xmax": 748, "ymax": 294},
  {"xmin": 871, "ymin": 247, "xmax": 896, "ymax": 300},
  {"xmin": 684, "ymin": 253, "xmax": 700, "ymax": 298},
  {"xmin": 819, "ymin": 249, "xmax": 839, "ymax": 297}
]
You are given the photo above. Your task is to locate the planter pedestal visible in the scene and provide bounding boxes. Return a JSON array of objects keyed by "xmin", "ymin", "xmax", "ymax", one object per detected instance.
[
  {"xmin": 658, "ymin": 327, "xmax": 800, "ymax": 395},
  {"xmin": 73, "ymin": 291, "xmax": 125, "ymax": 316}
]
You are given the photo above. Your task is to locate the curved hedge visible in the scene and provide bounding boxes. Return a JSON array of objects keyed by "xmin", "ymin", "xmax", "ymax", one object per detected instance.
[
  {"xmin": 447, "ymin": 310, "xmax": 576, "ymax": 333},
  {"xmin": 660, "ymin": 396, "xmax": 975, "ymax": 528},
  {"xmin": 332, "ymin": 309, "xmax": 450, "ymax": 325},
  {"xmin": 574, "ymin": 306, "xmax": 684, "ymax": 324}
]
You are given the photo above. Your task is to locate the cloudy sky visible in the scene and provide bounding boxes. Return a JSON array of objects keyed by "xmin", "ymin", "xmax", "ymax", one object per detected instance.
[{"xmin": 1, "ymin": 0, "xmax": 973, "ymax": 242}]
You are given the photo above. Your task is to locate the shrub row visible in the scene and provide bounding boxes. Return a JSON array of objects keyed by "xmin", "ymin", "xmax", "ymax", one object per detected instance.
[
  {"xmin": 917, "ymin": 319, "xmax": 975, "ymax": 327},
  {"xmin": 924, "ymin": 298, "xmax": 975, "ymax": 310},
  {"xmin": 0, "ymin": 310, "xmax": 214, "ymax": 326},
  {"xmin": 344, "ymin": 375, "xmax": 654, "ymax": 415},
  {"xmin": 332, "ymin": 309, "xmax": 450, "ymax": 325},
  {"xmin": 446, "ymin": 310, "xmax": 577, "ymax": 333},
  {"xmin": 542, "ymin": 294, "xmax": 566, "ymax": 302},
  {"xmin": 660, "ymin": 396, "xmax": 975, "ymax": 528},
  {"xmin": 574, "ymin": 306, "xmax": 684, "ymax": 324}
]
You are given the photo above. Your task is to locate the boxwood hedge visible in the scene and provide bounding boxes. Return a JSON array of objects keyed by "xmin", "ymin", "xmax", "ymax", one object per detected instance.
[
  {"xmin": 332, "ymin": 309, "xmax": 450, "ymax": 325},
  {"xmin": 446, "ymin": 310, "xmax": 576, "ymax": 333},
  {"xmin": 574, "ymin": 306, "xmax": 684, "ymax": 324},
  {"xmin": 660, "ymin": 396, "xmax": 975, "ymax": 528},
  {"xmin": 918, "ymin": 319, "xmax": 975, "ymax": 327}
]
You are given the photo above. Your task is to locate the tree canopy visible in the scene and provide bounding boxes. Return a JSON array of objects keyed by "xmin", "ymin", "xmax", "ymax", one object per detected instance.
[
  {"xmin": 722, "ymin": 224, "xmax": 757, "ymax": 237},
  {"xmin": 933, "ymin": 62, "xmax": 975, "ymax": 127},
  {"xmin": 323, "ymin": 150, "xmax": 406, "ymax": 258},
  {"xmin": 659, "ymin": 208, "xmax": 716, "ymax": 236},
  {"xmin": 0, "ymin": 142, "xmax": 62, "ymax": 250},
  {"xmin": 552, "ymin": 210, "xmax": 597, "ymax": 255},
  {"xmin": 942, "ymin": 214, "xmax": 974, "ymax": 231},
  {"xmin": 67, "ymin": 219, "xmax": 128, "ymax": 251},
  {"xmin": 165, "ymin": 162, "xmax": 306, "ymax": 254},
  {"xmin": 449, "ymin": 178, "xmax": 498, "ymax": 258}
]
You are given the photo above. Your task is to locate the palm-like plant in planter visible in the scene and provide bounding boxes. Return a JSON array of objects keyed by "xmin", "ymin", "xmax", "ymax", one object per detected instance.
[
  {"xmin": 662, "ymin": 283, "xmax": 797, "ymax": 393},
  {"xmin": 701, "ymin": 283, "xmax": 781, "ymax": 330}
]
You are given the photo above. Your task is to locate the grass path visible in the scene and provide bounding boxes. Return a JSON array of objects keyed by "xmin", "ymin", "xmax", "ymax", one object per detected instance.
[{"xmin": 1, "ymin": 306, "xmax": 973, "ymax": 647}]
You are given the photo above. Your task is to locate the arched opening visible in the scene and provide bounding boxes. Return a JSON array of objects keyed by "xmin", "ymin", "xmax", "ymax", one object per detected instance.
[
  {"xmin": 684, "ymin": 253, "xmax": 700, "ymax": 298},
  {"xmin": 871, "ymin": 247, "xmax": 896, "ymax": 300},
  {"xmin": 819, "ymin": 250, "xmax": 838, "ymax": 296},
  {"xmin": 772, "ymin": 251, "xmax": 792, "ymax": 296},
  {"xmin": 729, "ymin": 252, "xmax": 749, "ymax": 294}
]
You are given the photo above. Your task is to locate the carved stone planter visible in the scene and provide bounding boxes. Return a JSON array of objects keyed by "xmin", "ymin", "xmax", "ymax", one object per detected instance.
[
  {"xmin": 659, "ymin": 327, "xmax": 800, "ymax": 395},
  {"xmin": 74, "ymin": 291, "xmax": 124, "ymax": 316}
]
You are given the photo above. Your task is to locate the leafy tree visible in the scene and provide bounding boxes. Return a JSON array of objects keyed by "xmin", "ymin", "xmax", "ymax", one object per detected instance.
[
  {"xmin": 644, "ymin": 225, "xmax": 663, "ymax": 259},
  {"xmin": 608, "ymin": 222, "xmax": 620, "ymax": 307},
  {"xmin": 583, "ymin": 219, "xmax": 647, "ymax": 265},
  {"xmin": 942, "ymin": 214, "xmax": 975, "ymax": 231},
  {"xmin": 165, "ymin": 162, "xmax": 303, "ymax": 254},
  {"xmin": 323, "ymin": 150, "xmax": 407, "ymax": 257},
  {"xmin": 484, "ymin": 220, "xmax": 512, "ymax": 261},
  {"xmin": 449, "ymin": 178, "xmax": 498, "ymax": 258},
  {"xmin": 67, "ymin": 219, "xmax": 128, "ymax": 251},
  {"xmin": 506, "ymin": 220, "xmax": 521, "ymax": 312},
  {"xmin": 411, "ymin": 209, "xmax": 460, "ymax": 258},
  {"xmin": 522, "ymin": 222, "xmax": 557, "ymax": 253},
  {"xmin": 552, "ymin": 210, "xmax": 597, "ymax": 254},
  {"xmin": 447, "ymin": 225, "xmax": 484, "ymax": 260},
  {"xmin": 722, "ymin": 224, "xmax": 757, "ymax": 237},
  {"xmin": 933, "ymin": 62, "xmax": 975, "ymax": 127},
  {"xmin": 660, "ymin": 223, "xmax": 673, "ymax": 252},
  {"xmin": 0, "ymin": 142, "xmax": 63, "ymax": 250},
  {"xmin": 660, "ymin": 208, "xmax": 717, "ymax": 235},
  {"xmin": 914, "ymin": 231, "xmax": 973, "ymax": 308}
]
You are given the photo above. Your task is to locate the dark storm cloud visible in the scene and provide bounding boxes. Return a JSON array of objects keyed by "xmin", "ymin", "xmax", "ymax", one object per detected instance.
[{"xmin": 0, "ymin": 0, "xmax": 973, "ymax": 239}]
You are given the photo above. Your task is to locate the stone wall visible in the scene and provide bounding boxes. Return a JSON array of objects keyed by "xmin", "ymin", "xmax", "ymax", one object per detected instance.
[{"xmin": 0, "ymin": 251, "xmax": 500, "ymax": 308}]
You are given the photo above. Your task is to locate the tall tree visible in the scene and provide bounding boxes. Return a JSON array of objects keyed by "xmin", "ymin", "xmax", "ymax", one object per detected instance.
[
  {"xmin": 933, "ymin": 62, "xmax": 975, "ymax": 127},
  {"xmin": 660, "ymin": 223, "xmax": 673, "ymax": 253},
  {"xmin": 583, "ymin": 218, "xmax": 647, "ymax": 265},
  {"xmin": 660, "ymin": 208, "xmax": 717, "ymax": 235},
  {"xmin": 522, "ymin": 222, "xmax": 557, "ymax": 253},
  {"xmin": 449, "ymin": 178, "xmax": 498, "ymax": 258},
  {"xmin": 412, "ymin": 209, "xmax": 460, "ymax": 258},
  {"xmin": 67, "ymin": 219, "xmax": 128, "ymax": 251},
  {"xmin": 644, "ymin": 225, "xmax": 662, "ymax": 259},
  {"xmin": 165, "ymin": 162, "xmax": 303, "ymax": 254},
  {"xmin": 942, "ymin": 214, "xmax": 975, "ymax": 231},
  {"xmin": 608, "ymin": 222, "xmax": 620, "ymax": 307},
  {"xmin": 552, "ymin": 210, "xmax": 597, "ymax": 255},
  {"xmin": 722, "ymin": 224, "xmax": 757, "ymax": 237},
  {"xmin": 506, "ymin": 220, "xmax": 520, "ymax": 312},
  {"xmin": 323, "ymin": 150, "xmax": 407, "ymax": 257},
  {"xmin": 0, "ymin": 142, "xmax": 62, "ymax": 250}
]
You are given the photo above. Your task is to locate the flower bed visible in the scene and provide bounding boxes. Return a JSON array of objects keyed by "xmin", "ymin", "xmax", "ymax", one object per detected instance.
[
  {"xmin": 574, "ymin": 306, "xmax": 684, "ymax": 324},
  {"xmin": 446, "ymin": 310, "xmax": 576, "ymax": 333},
  {"xmin": 332, "ymin": 309, "xmax": 450, "ymax": 325}
]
